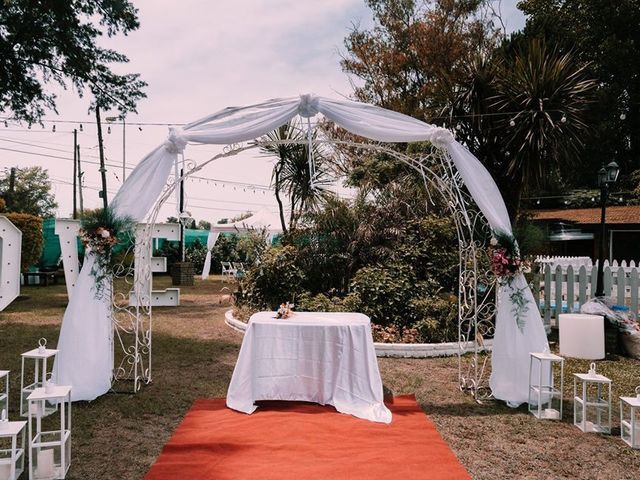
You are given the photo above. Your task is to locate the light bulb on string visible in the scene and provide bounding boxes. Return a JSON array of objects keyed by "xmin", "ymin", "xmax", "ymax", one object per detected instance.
[
  {"xmin": 509, "ymin": 119, "xmax": 515, "ymax": 127},
  {"xmin": 52, "ymin": 125, "xmax": 56, "ymax": 132},
  {"xmin": 138, "ymin": 126, "xmax": 142, "ymax": 131},
  {"xmin": 41, "ymin": 123, "xmax": 45, "ymax": 129},
  {"xmin": 560, "ymin": 115, "xmax": 567, "ymax": 123},
  {"xmin": 4, "ymin": 121, "xmax": 7, "ymax": 128},
  {"xmin": 455, "ymin": 124, "xmax": 462, "ymax": 131},
  {"xmin": 107, "ymin": 126, "xmax": 111, "ymax": 134},
  {"xmin": 536, "ymin": 199, "xmax": 541, "ymax": 205},
  {"xmin": 27, "ymin": 123, "xmax": 31, "ymax": 129},
  {"xmin": 79, "ymin": 124, "xmax": 83, "ymax": 132},
  {"xmin": 620, "ymin": 113, "xmax": 627, "ymax": 120}
]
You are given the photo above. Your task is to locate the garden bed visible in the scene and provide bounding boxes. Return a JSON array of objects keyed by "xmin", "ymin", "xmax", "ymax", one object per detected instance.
[{"xmin": 224, "ymin": 310, "xmax": 492, "ymax": 358}]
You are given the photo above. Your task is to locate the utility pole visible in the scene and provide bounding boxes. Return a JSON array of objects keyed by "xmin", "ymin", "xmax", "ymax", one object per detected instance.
[
  {"xmin": 95, "ymin": 105, "xmax": 108, "ymax": 209},
  {"xmin": 7, "ymin": 167, "xmax": 15, "ymax": 210},
  {"xmin": 72, "ymin": 129, "xmax": 77, "ymax": 219},
  {"xmin": 122, "ymin": 117, "xmax": 126, "ymax": 182},
  {"xmin": 180, "ymin": 168, "xmax": 185, "ymax": 262},
  {"xmin": 77, "ymin": 144, "xmax": 84, "ymax": 216}
]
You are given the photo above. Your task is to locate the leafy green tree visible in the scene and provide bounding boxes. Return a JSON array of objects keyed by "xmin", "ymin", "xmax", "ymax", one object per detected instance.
[
  {"xmin": 0, "ymin": 0, "xmax": 146, "ymax": 122},
  {"xmin": 341, "ymin": 0, "xmax": 499, "ymax": 119},
  {"xmin": 0, "ymin": 166, "xmax": 57, "ymax": 217},
  {"xmin": 518, "ymin": 0, "xmax": 640, "ymax": 184}
]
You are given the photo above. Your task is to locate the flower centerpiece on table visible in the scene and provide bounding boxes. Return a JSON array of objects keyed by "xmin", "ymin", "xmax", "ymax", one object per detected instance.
[
  {"xmin": 489, "ymin": 231, "xmax": 531, "ymax": 331},
  {"xmin": 276, "ymin": 302, "xmax": 294, "ymax": 319},
  {"xmin": 80, "ymin": 207, "xmax": 135, "ymax": 297}
]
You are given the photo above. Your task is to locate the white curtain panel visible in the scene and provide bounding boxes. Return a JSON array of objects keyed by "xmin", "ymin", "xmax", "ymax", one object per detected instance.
[
  {"xmin": 55, "ymin": 94, "xmax": 547, "ymax": 405},
  {"xmin": 200, "ymin": 232, "xmax": 220, "ymax": 281}
]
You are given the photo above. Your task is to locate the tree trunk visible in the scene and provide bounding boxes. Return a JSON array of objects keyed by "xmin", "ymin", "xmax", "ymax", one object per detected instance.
[{"xmin": 274, "ymin": 161, "xmax": 287, "ymax": 233}]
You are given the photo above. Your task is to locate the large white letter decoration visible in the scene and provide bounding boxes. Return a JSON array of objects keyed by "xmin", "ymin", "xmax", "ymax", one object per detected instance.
[
  {"xmin": 0, "ymin": 216, "xmax": 22, "ymax": 311},
  {"xmin": 129, "ymin": 223, "xmax": 180, "ymax": 307},
  {"xmin": 55, "ymin": 219, "xmax": 81, "ymax": 299}
]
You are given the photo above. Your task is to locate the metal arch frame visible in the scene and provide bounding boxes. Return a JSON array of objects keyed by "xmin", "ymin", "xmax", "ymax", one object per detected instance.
[{"xmin": 110, "ymin": 138, "xmax": 497, "ymax": 401}]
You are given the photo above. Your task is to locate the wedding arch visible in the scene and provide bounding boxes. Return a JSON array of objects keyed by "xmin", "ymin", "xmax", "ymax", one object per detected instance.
[{"xmin": 53, "ymin": 94, "xmax": 548, "ymax": 407}]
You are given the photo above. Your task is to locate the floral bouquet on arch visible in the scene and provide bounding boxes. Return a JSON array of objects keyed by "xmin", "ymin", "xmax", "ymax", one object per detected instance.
[
  {"xmin": 80, "ymin": 207, "xmax": 135, "ymax": 297},
  {"xmin": 489, "ymin": 231, "xmax": 531, "ymax": 331}
]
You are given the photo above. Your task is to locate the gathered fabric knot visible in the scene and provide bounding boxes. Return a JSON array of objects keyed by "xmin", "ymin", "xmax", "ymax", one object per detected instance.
[
  {"xmin": 164, "ymin": 127, "xmax": 188, "ymax": 154},
  {"xmin": 298, "ymin": 94, "xmax": 320, "ymax": 118},
  {"xmin": 429, "ymin": 127, "xmax": 454, "ymax": 148}
]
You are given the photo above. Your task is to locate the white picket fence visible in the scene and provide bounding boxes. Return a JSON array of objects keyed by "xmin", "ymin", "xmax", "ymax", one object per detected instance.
[{"xmin": 534, "ymin": 260, "xmax": 640, "ymax": 330}]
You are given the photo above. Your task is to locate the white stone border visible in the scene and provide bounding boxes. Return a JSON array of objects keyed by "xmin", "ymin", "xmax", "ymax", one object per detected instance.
[{"xmin": 224, "ymin": 310, "xmax": 492, "ymax": 358}]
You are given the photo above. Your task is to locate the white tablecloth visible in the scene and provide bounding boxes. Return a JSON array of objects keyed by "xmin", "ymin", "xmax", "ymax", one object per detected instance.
[{"xmin": 226, "ymin": 311, "xmax": 392, "ymax": 423}]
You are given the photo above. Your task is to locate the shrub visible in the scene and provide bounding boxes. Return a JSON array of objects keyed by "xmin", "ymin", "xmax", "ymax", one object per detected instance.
[
  {"xmin": 296, "ymin": 292, "xmax": 361, "ymax": 313},
  {"xmin": 4, "ymin": 212, "xmax": 43, "ymax": 272},
  {"xmin": 411, "ymin": 294, "xmax": 458, "ymax": 343},
  {"xmin": 237, "ymin": 245, "xmax": 306, "ymax": 310},
  {"xmin": 350, "ymin": 263, "xmax": 428, "ymax": 328},
  {"xmin": 371, "ymin": 324, "xmax": 420, "ymax": 343},
  {"xmin": 186, "ymin": 239, "xmax": 208, "ymax": 273}
]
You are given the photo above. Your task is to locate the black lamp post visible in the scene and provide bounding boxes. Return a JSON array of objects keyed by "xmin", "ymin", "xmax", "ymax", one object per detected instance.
[{"xmin": 594, "ymin": 161, "xmax": 620, "ymax": 298}]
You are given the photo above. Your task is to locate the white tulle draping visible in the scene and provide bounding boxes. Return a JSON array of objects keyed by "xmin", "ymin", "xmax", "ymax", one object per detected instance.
[
  {"xmin": 52, "ymin": 255, "xmax": 113, "ymax": 401},
  {"xmin": 200, "ymin": 232, "xmax": 220, "ymax": 281},
  {"xmin": 55, "ymin": 93, "xmax": 547, "ymax": 405}
]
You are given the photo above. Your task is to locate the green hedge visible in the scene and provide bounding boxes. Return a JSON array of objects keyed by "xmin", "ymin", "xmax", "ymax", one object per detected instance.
[{"xmin": 4, "ymin": 213, "xmax": 43, "ymax": 273}]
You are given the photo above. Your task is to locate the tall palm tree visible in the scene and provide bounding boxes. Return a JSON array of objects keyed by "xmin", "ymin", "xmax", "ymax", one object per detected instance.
[
  {"xmin": 258, "ymin": 121, "xmax": 333, "ymax": 232},
  {"xmin": 493, "ymin": 39, "xmax": 596, "ymax": 212}
]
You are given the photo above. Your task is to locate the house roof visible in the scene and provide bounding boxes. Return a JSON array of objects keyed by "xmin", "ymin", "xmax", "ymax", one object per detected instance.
[{"xmin": 532, "ymin": 205, "xmax": 640, "ymax": 225}]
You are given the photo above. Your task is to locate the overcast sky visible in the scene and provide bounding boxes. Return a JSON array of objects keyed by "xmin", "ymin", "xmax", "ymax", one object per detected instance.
[{"xmin": 0, "ymin": 0, "xmax": 525, "ymax": 223}]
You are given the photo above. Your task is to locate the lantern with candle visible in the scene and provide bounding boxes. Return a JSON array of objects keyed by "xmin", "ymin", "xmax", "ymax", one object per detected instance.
[
  {"xmin": 573, "ymin": 363, "xmax": 612, "ymax": 434},
  {"xmin": 528, "ymin": 351, "xmax": 564, "ymax": 420},
  {"xmin": 20, "ymin": 339, "xmax": 58, "ymax": 417},
  {"xmin": 620, "ymin": 386, "xmax": 640, "ymax": 448},
  {"xmin": 0, "ymin": 415, "xmax": 26, "ymax": 480},
  {"xmin": 0, "ymin": 371, "xmax": 8, "ymax": 417},
  {"xmin": 27, "ymin": 385, "xmax": 72, "ymax": 479}
]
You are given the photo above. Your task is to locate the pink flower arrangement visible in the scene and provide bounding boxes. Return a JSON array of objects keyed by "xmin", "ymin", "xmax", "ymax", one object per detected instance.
[
  {"xmin": 79, "ymin": 226, "xmax": 118, "ymax": 254},
  {"xmin": 490, "ymin": 247, "xmax": 523, "ymax": 277}
]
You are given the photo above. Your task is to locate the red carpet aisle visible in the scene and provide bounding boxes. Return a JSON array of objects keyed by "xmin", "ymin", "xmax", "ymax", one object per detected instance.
[{"xmin": 145, "ymin": 395, "xmax": 470, "ymax": 480}]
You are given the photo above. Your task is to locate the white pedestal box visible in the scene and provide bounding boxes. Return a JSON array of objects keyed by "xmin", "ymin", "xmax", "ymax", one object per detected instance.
[
  {"xmin": 528, "ymin": 352, "xmax": 564, "ymax": 420},
  {"xmin": 559, "ymin": 313, "xmax": 605, "ymax": 360},
  {"xmin": 27, "ymin": 386, "xmax": 71, "ymax": 480},
  {"xmin": 0, "ymin": 420, "xmax": 26, "ymax": 480}
]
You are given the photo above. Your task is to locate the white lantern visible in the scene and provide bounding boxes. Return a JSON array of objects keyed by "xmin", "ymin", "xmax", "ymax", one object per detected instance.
[
  {"xmin": 620, "ymin": 386, "xmax": 640, "ymax": 449},
  {"xmin": 27, "ymin": 385, "xmax": 72, "ymax": 479},
  {"xmin": 0, "ymin": 371, "xmax": 8, "ymax": 416},
  {"xmin": 0, "ymin": 419, "xmax": 27, "ymax": 480},
  {"xmin": 573, "ymin": 363, "xmax": 612, "ymax": 434},
  {"xmin": 528, "ymin": 352, "xmax": 564, "ymax": 420},
  {"xmin": 20, "ymin": 339, "xmax": 58, "ymax": 417}
]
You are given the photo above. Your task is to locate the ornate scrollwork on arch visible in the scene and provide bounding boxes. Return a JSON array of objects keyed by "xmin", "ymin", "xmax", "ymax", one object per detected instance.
[{"xmin": 111, "ymin": 137, "xmax": 497, "ymax": 401}]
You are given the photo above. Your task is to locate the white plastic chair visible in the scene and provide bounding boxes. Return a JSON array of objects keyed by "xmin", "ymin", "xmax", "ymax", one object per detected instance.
[{"xmin": 221, "ymin": 262, "xmax": 236, "ymax": 281}]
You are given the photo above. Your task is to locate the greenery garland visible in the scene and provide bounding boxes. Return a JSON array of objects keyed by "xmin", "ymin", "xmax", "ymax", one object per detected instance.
[
  {"xmin": 489, "ymin": 230, "xmax": 531, "ymax": 332},
  {"xmin": 80, "ymin": 207, "xmax": 135, "ymax": 299}
]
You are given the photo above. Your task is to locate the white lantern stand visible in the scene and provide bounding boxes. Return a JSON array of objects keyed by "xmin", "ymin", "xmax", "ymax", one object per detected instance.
[
  {"xmin": 573, "ymin": 363, "xmax": 612, "ymax": 434},
  {"xmin": 0, "ymin": 420, "xmax": 27, "ymax": 480},
  {"xmin": 20, "ymin": 339, "xmax": 58, "ymax": 417},
  {"xmin": 27, "ymin": 386, "xmax": 71, "ymax": 480},
  {"xmin": 528, "ymin": 352, "xmax": 564, "ymax": 420},
  {"xmin": 0, "ymin": 371, "xmax": 8, "ymax": 416},
  {"xmin": 620, "ymin": 386, "xmax": 640, "ymax": 449}
]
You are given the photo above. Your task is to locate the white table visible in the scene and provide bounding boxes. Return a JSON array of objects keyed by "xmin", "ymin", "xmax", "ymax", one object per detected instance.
[{"xmin": 226, "ymin": 311, "xmax": 392, "ymax": 424}]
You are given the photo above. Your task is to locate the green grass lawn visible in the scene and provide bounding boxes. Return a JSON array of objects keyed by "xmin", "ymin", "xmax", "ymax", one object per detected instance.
[{"xmin": 1, "ymin": 278, "xmax": 639, "ymax": 479}]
